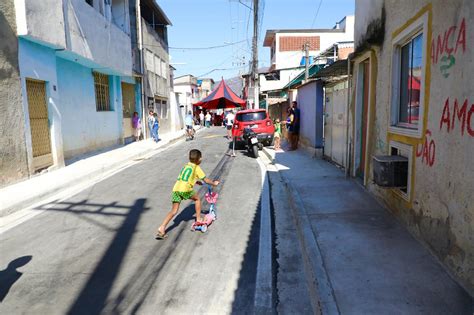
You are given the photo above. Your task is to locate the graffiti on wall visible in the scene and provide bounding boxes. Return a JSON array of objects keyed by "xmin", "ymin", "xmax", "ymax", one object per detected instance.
[
  {"xmin": 439, "ymin": 97, "xmax": 474, "ymax": 137},
  {"xmin": 431, "ymin": 18, "xmax": 466, "ymax": 78},
  {"xmin": 416, "ymin": 129, "xmax": 436, "ymax": 167}
]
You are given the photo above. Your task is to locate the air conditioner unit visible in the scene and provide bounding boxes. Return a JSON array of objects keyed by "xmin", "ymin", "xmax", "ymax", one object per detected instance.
[{"xmin": 372, "ymin": 155, "xmax": 408, "ymax": 188}]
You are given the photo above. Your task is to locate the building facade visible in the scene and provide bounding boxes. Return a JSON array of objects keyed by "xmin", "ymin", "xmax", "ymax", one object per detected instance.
[
  {"xmin": 261, "ymin": 16, "xmax": 355, "ymax": 117},
  {"xmin": 353, "ymin": 0, "xmax": 473, "ymax": 295},
  {"xmin": 0, "ymin": 0, "xmax": 29, "ymax": 187},
  {"xmin": 0, "ymin": 0, "xmax": 139, "ymax": 188},
  {"xmin": 174, "ymin": 74, "xmax": 199, "ymax": 115},
  {"xmin": 131, "ymin": 0, "xmax": 173, "ymax": 137}
]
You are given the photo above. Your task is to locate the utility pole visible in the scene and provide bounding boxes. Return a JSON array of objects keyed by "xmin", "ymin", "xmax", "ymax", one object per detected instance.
[
  {"xmin": 252, "ymin": 0, "xmax": 259, "ymax": 109},
  {"xmin": 304, "ymin": 42, "xmax": 310, "ymax": 81}
]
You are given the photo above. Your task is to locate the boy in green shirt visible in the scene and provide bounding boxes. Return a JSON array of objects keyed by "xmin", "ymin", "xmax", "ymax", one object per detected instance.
[{"xmin": 155, "ymin": 149, "xmax": 219, "ymax": 239}]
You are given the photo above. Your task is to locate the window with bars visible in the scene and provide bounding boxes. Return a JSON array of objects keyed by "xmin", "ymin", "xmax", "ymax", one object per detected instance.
[{"xmin": 93, "ymin": 72, "xmax": 112, "ymax": 111}]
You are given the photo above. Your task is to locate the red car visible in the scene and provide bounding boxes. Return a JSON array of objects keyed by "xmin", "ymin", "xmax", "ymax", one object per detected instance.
[{"xmin": 232, "ymin": 109, "xmax": 275, "ymax": 146}]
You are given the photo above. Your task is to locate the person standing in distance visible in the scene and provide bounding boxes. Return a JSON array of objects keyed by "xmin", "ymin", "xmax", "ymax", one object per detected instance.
[{"xmin": 225, "ymin": 110, "xmax": 235, "ymax": 139}]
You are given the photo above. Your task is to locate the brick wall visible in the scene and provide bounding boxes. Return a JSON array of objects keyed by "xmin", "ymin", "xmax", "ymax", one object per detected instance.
[
  {"xmin": 338, "ymin": 47, "xmax": 354, "ymax": 60},
  {"xmin": 279, "ymin": 36, "xmax": 320, "ymax": 52}
]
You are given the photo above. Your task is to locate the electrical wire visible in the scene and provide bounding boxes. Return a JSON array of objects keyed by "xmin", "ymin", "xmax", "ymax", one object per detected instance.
[
  {"xmin": 310, "ymin": 0, "xmax": 324, "ymax": 28},
  {"xmin": 198, "ymin": 67, "xmax": 243, "ymax": 78},
  {"xmin": 168, "ymin": 40, "xmax": 247, "ymax": 50}
]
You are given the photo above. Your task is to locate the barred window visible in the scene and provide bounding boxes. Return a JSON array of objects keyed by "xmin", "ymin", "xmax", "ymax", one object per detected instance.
[{"xmin": 93, "ymin": 72, "xmax": 111, "ymax": 111}]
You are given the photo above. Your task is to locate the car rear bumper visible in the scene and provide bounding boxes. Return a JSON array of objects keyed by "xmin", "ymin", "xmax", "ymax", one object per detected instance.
[{"xmin": 234, "ymin": 133, "xmax": 274, "ymax": 145}]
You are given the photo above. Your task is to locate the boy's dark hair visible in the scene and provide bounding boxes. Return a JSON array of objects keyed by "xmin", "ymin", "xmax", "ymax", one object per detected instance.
[{"xmin": 189, "ymin": 149, "xmax": 202, "ymax": 163}]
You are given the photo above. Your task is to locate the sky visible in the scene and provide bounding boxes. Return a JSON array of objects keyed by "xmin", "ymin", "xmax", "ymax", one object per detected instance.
[{"xmin": 158, "ymin": 0, "xmax": 355, "ymax": 81}]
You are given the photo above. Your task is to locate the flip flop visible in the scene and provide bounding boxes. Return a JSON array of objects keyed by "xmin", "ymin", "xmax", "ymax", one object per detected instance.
[{"xmin": 155, "ymin": 231, "xmax": 168, "ymax": 240}]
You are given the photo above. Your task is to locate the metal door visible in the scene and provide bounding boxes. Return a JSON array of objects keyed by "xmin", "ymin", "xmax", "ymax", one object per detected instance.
[
  {"xmin": 122, "ymin": 83, "xmax": 135, "ymax": 139},
  {"xmin": 26, "ymin": 79, "xmax": 53, "ymax": 171}
]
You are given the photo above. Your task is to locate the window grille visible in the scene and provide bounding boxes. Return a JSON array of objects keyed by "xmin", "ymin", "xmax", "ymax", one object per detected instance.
[{"xmin": 94, "ymin": 72, "xmax": 111, "ymax": 111}]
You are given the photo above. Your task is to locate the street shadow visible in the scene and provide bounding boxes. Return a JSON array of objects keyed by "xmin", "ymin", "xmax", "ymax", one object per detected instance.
[
  {"xmin": 230, "ymin": 197, "xmax": 262, "ymax": 314},
  {"xmin": 164, "ymin": 203, "xmax": 196, "ymax": 234},
  {"xmin": 65, "ymin": 198, "xmax": 148, "ymax": 315},
  {"xmin": 33, "ymin": 198, "xmax": 149, "ymax": 315},
  {"xmin": 0, "ymin": 256, "xmax": 33, "ymax": 303}
]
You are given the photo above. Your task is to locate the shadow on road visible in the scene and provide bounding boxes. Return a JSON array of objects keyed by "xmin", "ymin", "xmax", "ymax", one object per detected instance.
[
  {"xmin": 230, "ymin": 197, "xmax": 262, "ymax": 314},
  {"xmin": 0, "ymin": 256, "xmax": 33, "ymax": 303},
  {"xmin": 66, "ymin": 198, "xmax": 148, "ymax": 315}
]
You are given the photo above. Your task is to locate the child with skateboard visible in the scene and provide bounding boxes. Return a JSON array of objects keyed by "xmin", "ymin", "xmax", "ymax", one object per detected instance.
[{"xmin": 155, "ymin": 149, "xmax": 219, "ymax": 239}]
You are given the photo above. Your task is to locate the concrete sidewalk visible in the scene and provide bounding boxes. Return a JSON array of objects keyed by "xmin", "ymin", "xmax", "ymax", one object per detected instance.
[
  {"xmin": 263, "ymin": 147, "xmax": 473, "ymax": 314},
  {"xmin": 0, "ymin": 128, "xmax": 196, "ymax": 218}
]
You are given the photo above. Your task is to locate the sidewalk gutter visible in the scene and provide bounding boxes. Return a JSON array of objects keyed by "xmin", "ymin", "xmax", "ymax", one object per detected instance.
[
  {"xmin": 0, "ymin": 129, "xmax": 195, "ymax": 218},
  {"xmin": 254, "ymin": 157, "xmax": 274, "ymax": 314},
  {"xmin": 263, "ymin": 147, "xmax": 339, "ymax": 315}
]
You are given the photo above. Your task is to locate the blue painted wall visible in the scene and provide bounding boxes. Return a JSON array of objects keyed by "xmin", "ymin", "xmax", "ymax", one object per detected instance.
[{"xmin": 56, "ymin": 58, "xmax": 123, "ymax": 159}]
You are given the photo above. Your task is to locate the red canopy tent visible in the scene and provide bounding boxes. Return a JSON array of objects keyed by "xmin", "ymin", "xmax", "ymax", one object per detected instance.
[{"xmin": 193, "ymin": 79, "xmax": 246, "ymax": 109}]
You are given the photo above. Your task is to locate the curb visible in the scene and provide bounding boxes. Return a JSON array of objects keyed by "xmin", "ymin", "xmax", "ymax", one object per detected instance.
[
  {"xmin": 268, "ymin": 154, "xmax": 340, "ymax": 315},
  {"xmin": 0, "ymin": 131, "xmax": 188, "ymax": 218},
  {"xmin": 262, "ymin": 147, "xmax": 275, "ymax": 164}
]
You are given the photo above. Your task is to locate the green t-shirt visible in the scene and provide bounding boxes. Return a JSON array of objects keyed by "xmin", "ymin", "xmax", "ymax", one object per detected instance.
[{"xmin": 274, "ymin": 122, "xmax": 282, "ymax": 135}]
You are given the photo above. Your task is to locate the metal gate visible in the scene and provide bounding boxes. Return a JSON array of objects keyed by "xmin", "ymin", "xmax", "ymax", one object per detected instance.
[
  {"xmin": 324, "ymin": 82, "xmax": 348, "ymax": 168},
  {"xmin": 26, "ymin": 79, "xmax": 53, "ymax": 171},
  {"xmin": 122, "ymin": 83, "xmax": 135, "ymax": 139}
]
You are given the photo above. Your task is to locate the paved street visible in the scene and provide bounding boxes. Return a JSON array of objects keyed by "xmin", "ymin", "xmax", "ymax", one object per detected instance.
[{"xmin": 0, "ymin": 128, "xmax": 264, "ymax": 314}]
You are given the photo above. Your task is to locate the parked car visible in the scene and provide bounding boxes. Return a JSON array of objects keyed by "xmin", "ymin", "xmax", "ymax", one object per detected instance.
[{"xmin": 232, "ymin": 109, "xmax": 275, "ymax": 147}]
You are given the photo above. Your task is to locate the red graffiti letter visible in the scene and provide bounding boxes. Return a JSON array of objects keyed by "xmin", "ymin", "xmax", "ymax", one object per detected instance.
[
  {"xmin": 440, "ymin": 98, "xmax": 451, "ymax": 132},
  {"xmin": 428, "ymin": 139, "xmax": 435, "ymax": 166},
  {"xmin": 451, "ymin": 99, "xmax": 467, "ymax": 136},
  {"xmin": 467, "ymin": 104, "xmax": 474, "ymax": 137},
  {"xmin": 445, "ymin": 26, "xmax": 457, "ymax": 55},
  {"xmin": 455, "ymin": 18, "xmax": 466, "ymax": 54},
  {"xmin": 436, "ymin": 34, "xmax": 446, "ymax": 63}
]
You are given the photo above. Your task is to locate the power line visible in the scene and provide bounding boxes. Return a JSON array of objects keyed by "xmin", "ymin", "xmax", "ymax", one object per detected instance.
[
  {"xmin": 310, "ymin": 0, "xmax": 323, "ymax": 28},
  {"xmin": 198, "ymin": 67, "xmax": 243, "ymax": 78},
  {"xmin": 168, "ymin": 40, "xmax": 246, "ymax": 50}
]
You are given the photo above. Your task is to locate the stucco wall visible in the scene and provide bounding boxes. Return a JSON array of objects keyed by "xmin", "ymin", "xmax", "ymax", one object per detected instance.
[
  {"xmin": 17, "ymin": 0, "xmax": 132, "ymax": 76},
  {"xmin": 260, "ymin": 68, "xmax": 304, "ymax": 92},
  {"xmin": 66, "ymin": 0, "xmax": 132, "ymax": 76},
  {"xmin": 19, "ymin": 0, "xmax": 66, "ymax": 48},
  {"xmin": 0, "ymin": 1, "xmax": 30, "ymax": 187},
  {"xmin": 56, "ymin": 58, "xmax": 123, "ymax": 159},
  {"xmin": 355, "ymin": 0, "xmax": 474, "ymax": 295}
]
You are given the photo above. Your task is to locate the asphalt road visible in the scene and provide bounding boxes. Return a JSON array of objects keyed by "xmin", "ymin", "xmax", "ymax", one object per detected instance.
[{"xmin": 0, "ymin": 127, "xmax": 264, "ymax": 314}]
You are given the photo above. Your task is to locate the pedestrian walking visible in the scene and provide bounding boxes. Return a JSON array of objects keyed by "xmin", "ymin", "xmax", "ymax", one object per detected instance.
[
  {"xmin": 148, "ymin": 110, "xmax": 154, "ymax": 139},
  {"xmin": 274, "ymin": 118, "xmax": 282, "ymax": 151},
  {"xmin": 225, "ymin": 110, "xmax": 235, "ymax": 139},
  {"xmin": 185, "ymin": 110, "xmax": 194, "ymax": 140},
  {"xmin": 155, "ymin": 149, "xmax": 219, "ymax": 239},
  {"xmin": 132, "ymin": 112, "xmax": 142, "ymax": 142},
  {"xmin": 205, "ymin": 112, "xmax": 211, "ymax": 128},
  {"xmin": 199, "ymin": 111, "xmax": 205, "ymax": 126},
  {"xmin": 152, "ymin": 113, "xmax": 160, "ymax": 142}
]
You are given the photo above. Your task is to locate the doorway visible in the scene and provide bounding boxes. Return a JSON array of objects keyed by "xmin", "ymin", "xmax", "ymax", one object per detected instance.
[
  {"xmin": 354, "ymin": 60, "xmax": 370, "ymax": 180},
  {"xmin": 122, "ymin": 82, "xmax": 135, "ymax": 141},
  {"xmin": 26, "ymin": 79, "xmax": 53, "ymax": 171}
]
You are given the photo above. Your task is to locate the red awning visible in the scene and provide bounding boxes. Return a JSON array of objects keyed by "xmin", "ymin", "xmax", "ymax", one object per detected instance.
[{"xmin": 193, "ymin": 79, "xmax": 246, "ymax": 109}]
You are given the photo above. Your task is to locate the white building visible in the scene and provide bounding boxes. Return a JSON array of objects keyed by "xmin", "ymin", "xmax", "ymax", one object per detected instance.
[
  {"xmin": 173, "ymin": 74, "xmax": 199, "ymax": 115},
  {"xmin": 260, "ymin": 16, "xmax": 354, "ymax": 92}
]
